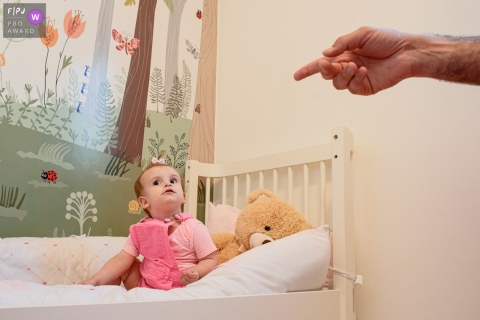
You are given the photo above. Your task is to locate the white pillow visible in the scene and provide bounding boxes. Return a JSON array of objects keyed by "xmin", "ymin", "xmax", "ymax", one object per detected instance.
[
  {"xmin": 0, "ymin": 236, "xmax": 126, "ymax": 285},
  {"xmin": 206, "ymin": 202, "xmax": 241, "ymax": 234},
  {"xmin": 186, "ymin": 226, "xmax": 331, "ymax": 295}
]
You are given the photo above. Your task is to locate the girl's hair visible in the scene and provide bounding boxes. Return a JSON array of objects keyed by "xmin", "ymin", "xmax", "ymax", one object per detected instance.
[{"xmin": 133, "ymin": 163, "xmax": 185, "ymax": 198}]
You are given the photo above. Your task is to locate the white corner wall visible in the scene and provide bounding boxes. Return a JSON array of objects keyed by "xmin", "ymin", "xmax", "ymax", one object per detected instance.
[{"xmin": 216, "ymin": 1, "xmax": 480, "ymax": 319}]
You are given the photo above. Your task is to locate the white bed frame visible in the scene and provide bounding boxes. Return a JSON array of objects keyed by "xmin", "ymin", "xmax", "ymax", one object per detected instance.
[{"xmin": 1, "ymin": 127, "xmax": 355, "ymax": 320}]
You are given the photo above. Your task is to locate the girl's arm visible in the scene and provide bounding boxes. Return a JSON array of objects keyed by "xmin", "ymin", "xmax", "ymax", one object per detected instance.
[
  {"xmin": 180, "ymin": 251, "xmax": 218, "ymax": 286},
  {"xmin": 79, "ymin": 250, "xmax": 136, "ymax": 286}
]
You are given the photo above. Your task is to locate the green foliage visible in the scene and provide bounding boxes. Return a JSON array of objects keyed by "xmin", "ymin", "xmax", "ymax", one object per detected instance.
[
  {"xmin": 165, "ymin": 74, "xmax": 183, "ymax": 122},
  {"xmin": 0, "ymin": 115, "xmax": 11, "ymax": 125},
  {"xmin": 105, "ymin": 150, "xmax": 131, "ymax": 177},
  {"xmin": 164, "ymin": 0, "xmax": 174, "ymax": 13},
  {"xmin": 28, "ymin": 84, "xmax": 68, "ymax": 135},
  {"xmin": 90, "ymin": 137, "xmax": 100, "ymax": 149},
  {"xmin": 54, "ymin": 70, "xmax": 79, "ymax": 138},
  {"xmin": 42, "ymin": 96, "xmax": 67, "ymax": 135},
  {"xmin": 38, "ymin": 142, "xmax": 71, "ymax": 161},
  {"xmin": 94, "ymin": 80, "xmax": 118, "ymax": 152},
  {"xmin": 149, "ymin": 67, "xmax": 165, "ymax": 113},
  {"xmin": 15, "ymin": 84, "xmax": 38, "ymax": 127},
  {"xmin": 6, "ymin": 81, "xmax": 18, "ymax": 103},
  {"xmin": 54, "ymin": 103, "xmax": 75, "ymax": 139},
  {"xmin": 31, "ymin": 86, "xmax": 53, "ymax": 131},
  {"xmin": 68, "ymin": 68, "xmax": 79, "ymax": 108},
  {"xmin": 81, "ymin": 129, "xmax": 91, "ymax": 147},
  {"xmin": 0, "ymin": 185, "xmax": 26, "ymax": 209},
  {"xmin": 148, "ymin": 131, "xmax": 164, "ymax": 158},
  {"xmin": 68, "ymin": 128, "xmax": 78, "ymax": 145},
  {"xmin": 165, "ymin": 63, "xmax": 192, "ymax": 121},
  {"xmin": 164, "ymin": 132, "xmax": 189, "ymax": 169},
  {"xmin": 54, "ymin": 40, "xmax": 73, "ymax": 111},
  {"xmin": 0, "ymin": 87, "xmax": 14, "ymax": 125},
  {"xmin": 61, "ymin": 56, "xmax": 73, "ymax": 72},
  {"xmin": 180, "ymin": 60, "xmax": 191, "ymax": 117},
  {"xmin": 37, "ymin": 86, "xmax": 55, "ymax": 108}
]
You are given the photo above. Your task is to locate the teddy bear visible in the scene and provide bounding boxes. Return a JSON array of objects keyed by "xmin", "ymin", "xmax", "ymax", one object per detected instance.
[{"xmin": 210, "ymin": 188, "xmax": 314, "ymax": 264}]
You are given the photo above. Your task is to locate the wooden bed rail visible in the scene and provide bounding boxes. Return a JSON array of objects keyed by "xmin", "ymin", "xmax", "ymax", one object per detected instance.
[{"xmin": 186, "ymin": 141, "xmax": 331, "ymax": 220}]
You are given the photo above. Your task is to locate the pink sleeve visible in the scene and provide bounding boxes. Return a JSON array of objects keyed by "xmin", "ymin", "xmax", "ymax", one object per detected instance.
[
  {"xmin": 122, "ymin": 235, "xmax": 139, "ymax": 257},
  {"xmin": 189, "ymin": 220, "xmax": 217, "ymax": 259}
]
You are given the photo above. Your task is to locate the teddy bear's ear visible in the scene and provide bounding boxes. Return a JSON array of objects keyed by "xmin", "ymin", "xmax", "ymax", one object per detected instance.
[{"xmin": 246, "ymin": 189, "xmax": 276, "ymax": 204}]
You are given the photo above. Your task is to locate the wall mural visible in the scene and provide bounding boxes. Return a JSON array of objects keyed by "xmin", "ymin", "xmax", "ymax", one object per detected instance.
[{"xmin": 0, "ymin": 0, "xmax": 217, "ymax": 238}]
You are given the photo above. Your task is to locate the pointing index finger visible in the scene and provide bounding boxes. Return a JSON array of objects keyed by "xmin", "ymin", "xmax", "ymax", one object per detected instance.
[
  {"xmin": 294, "ymin": 60, "xmax": 322, "ymax": 81},
  {"xmin": 294, "ymin": 59, "xmax": 342, "ymax": 81}
]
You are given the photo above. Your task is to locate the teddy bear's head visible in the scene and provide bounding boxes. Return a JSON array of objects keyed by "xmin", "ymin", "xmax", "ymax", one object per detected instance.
[{"xmin": 234, "ymin": 189, "xmax": 314, "ymax": 253}]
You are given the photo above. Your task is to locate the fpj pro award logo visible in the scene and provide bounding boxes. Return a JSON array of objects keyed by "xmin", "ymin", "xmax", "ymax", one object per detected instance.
[{"xmin": 3, "ymin": 3, "xmax": 46, "ymax": 38}]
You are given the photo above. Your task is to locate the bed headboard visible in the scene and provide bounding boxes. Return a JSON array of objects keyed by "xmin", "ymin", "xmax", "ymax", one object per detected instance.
[{"xmin": 184, "ymin": 126, "xmax": 355, "ymax": 320}]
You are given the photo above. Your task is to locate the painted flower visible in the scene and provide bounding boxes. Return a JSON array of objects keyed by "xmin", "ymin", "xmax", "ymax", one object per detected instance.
[
  {"xmin": 0, "ymin": 54, "xmax": 5, "ymax": 67},
  {"xmin": 63, "ymin": 10, "xmax": 86, "ymax": 39},
  {"xmin": 39, "ymin": 17, "xmax": 58, "ymax": 47}
]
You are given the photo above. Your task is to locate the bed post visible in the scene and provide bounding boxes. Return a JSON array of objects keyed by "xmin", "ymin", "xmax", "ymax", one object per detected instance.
[
  {"xmin": 331, "ymin": 127, "xmax": 355, "ymax": 320},
  {"xmin": 185, "ymin": 160, "xmax": 199, "ymax": 218}
]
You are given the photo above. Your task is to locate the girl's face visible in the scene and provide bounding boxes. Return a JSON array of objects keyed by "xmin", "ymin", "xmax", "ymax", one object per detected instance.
[{"xmin": 138, "ymin": 166, "xmax": 186, "ymax": 219}]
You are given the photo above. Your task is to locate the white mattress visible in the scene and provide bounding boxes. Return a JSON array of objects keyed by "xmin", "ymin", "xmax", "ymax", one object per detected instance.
[{"xmin": 0, "ymin": 227, "xmax": 330, "ymax": 307}]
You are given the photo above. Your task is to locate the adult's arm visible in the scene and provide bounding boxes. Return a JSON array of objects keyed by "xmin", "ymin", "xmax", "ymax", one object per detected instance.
[{"xmin": 294, "ymin": 26, "xmax": 480, "ymax": 95}]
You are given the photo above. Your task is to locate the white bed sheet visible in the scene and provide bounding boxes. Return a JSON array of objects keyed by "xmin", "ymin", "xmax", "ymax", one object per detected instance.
[{"xmin": 0, "ymin": 227, "xmax": 330, "ymax": 307}]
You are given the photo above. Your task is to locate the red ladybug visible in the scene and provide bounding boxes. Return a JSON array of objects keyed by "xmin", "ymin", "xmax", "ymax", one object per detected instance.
[
  {"xmin": 41, "ymin": 170, "xmax": 57, "ymax": 184},
  {"xmin": 196, "ymin": 10, "xmax": 202, "ymax": 19}
]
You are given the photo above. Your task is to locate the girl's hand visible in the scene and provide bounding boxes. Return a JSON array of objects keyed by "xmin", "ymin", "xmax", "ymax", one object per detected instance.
[{"xmin": 180, "ymin": 269, "xmax": 200, "ymax": 285}]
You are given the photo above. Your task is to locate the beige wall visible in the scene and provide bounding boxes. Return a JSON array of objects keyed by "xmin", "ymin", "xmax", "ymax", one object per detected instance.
[{"xmin": 216, "ymin": 1, "xmax": 480, "ymax": 319}]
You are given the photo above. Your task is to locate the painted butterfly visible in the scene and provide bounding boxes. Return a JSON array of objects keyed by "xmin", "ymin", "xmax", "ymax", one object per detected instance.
[
  {"xmin": 112, "ymin": 29, "xmax": 140, "ymax": 56},
  {"xmin": 186, "ymin": 39, "xmax": 203, "ymax": 60}
]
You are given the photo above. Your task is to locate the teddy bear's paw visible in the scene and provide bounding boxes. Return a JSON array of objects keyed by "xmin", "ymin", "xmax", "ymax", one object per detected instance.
[{"xmin": 211, "ymin": 232, "xmax": 235, "ymax": 250}]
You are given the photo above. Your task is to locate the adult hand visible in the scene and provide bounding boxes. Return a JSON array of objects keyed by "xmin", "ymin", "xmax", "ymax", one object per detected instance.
[{"xmin": 294, "ymin": 26, "xmax": 416, "ymax": 95}]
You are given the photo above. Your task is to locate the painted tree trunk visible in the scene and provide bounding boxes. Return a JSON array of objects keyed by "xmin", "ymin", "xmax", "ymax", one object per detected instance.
[
  {"xmin": 163, "ymin": 0, "xmax": 187, "ymax": 113},
  {"xmin": 84, "ymin": 0, "xmax": 115, "ymax": 123},
  {"xmin": 107, "ymin": 0, "xmax": 157, "ymax": 164},
  {"xmin": 187, "ymin": 0, "xmax": 217, "ymax": 164}
]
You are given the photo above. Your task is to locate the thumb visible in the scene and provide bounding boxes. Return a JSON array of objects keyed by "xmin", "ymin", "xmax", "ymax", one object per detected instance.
[{"xmin": 322, "ymin": 27, "xmax": 371, "ymax": 57}]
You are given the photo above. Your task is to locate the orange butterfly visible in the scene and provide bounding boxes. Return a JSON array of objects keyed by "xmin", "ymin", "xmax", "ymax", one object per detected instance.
[{"xmin": 112, "ymin": 29, "xmax": 140, "ymax": 56}]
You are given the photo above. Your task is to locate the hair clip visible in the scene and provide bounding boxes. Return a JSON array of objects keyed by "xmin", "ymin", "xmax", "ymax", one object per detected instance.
[{"xmin": 151, "ymin": 157, "xmax": 166, "ymax": 164}]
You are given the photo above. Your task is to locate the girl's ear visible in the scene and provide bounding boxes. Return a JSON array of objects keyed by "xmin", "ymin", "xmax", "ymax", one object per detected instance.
[
  {"xmin": 138, "ymin": 196, "xmax": 150, "ymax": 209},
  {"xmin": 182, "ymin": 192, "xmax": 186, "ymax": 204}
]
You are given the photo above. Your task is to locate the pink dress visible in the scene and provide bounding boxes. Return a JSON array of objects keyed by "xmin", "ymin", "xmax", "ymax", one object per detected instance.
[{"xmin": 125, "ymin": 213, "xmax": 216, "ymax": 290}]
